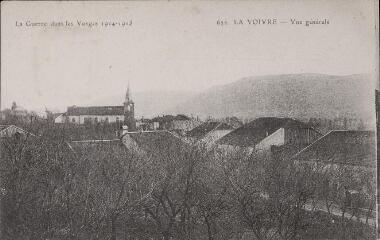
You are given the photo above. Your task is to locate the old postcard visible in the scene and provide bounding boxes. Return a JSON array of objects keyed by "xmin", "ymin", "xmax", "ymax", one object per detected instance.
[{"xmin": 1, "ymin": 1, "xmax": 379, "ymax": 239}]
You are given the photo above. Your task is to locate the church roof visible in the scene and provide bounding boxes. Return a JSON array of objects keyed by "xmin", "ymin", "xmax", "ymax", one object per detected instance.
[{"xmin": 66, "ymin": 106, "xmax": 124, "ymax": 116}]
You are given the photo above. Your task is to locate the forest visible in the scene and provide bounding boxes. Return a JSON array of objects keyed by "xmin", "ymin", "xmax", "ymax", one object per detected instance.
[{"xmin": 0, "ymin": 123, "xmax": 376, "ymax": 240}]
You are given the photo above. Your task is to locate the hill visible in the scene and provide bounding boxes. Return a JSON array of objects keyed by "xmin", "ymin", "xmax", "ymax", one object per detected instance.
[{"xmin": 170, "ymin": 74, "xmax": 375, "ymax": 121}]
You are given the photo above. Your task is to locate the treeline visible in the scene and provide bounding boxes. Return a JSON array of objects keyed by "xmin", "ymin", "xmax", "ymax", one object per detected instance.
[{"xmin": 0, "ymin": 124, "xmax": 376, "ymax": 240}]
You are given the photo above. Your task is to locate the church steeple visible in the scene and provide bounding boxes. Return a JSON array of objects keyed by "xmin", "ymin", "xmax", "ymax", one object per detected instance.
[
  {"xmin": 125, "ymin": 82, "xmax": 130, "ymax": 103},
  {"xmin": 123, "ymin": 82, "xmax": 136, "ymax": 131}
]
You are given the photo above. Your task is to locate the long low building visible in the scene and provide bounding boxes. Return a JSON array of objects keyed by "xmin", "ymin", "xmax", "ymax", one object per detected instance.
[
  {"xmin": 293, "ymin": 130, "xmax": 376, "ymax": 169},
  {"xmin": 63, "ymin": 106, "xmax": 125, "ymax": 124}
]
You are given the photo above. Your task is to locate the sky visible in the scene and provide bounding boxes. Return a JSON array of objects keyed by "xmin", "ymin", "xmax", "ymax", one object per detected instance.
[{"xmin": 1, "ymin": 0, "xmax": 378, "ymax": 112}]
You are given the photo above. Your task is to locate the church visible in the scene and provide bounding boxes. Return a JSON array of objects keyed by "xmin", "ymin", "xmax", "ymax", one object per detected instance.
[{"xmin": 60, "ymin": 85, "xmax": 136, "ymax": 131}]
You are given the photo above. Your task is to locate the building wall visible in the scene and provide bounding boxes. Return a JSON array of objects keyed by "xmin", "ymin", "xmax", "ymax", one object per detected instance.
[
  {"xmin": 255, "ymin": 127, "xmax": 320, "ymax": 151},
  {"xmin": 54, "ymin": 115, "xmax": 64, "ymax": 123},
  {"xmin": 284, "ymin": 127, "xmax": 320, "ymax": 148},
  {"xmin": 66, "ymin": 115, "xmax": 125, "ymax": 124},
  {"xmin": 255, "ymin": 128, "xmax": 285, "ymax": 150},
  {"xmin": 202, "ymin": 129, "xmax": 233, "ymax": 145}
]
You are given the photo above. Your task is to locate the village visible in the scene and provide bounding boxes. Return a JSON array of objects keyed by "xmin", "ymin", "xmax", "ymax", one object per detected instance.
[
  {"xmin": 2, "ymin": 0, "xmax": 379, "ymax": 239},
  {"xmin": 0, "ymin": 84, "xmax": 377, "ymax": 240}
]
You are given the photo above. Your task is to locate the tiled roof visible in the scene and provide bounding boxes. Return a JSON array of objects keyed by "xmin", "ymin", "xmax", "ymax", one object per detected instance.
[
  {"xmin": 124, "ymin": 131, "xmax": 187, "ymax": 156},
  {"xmin": 293, "ymin": 130, "xmax": 376, "ymax": 168},
  {"xmin": 187, "ymin": 121, "xmax": 233, "ymax": 139},
  {"xmin": 217, "ymin": 117, "xmax": 312, "ymax": 147},
  {"xmin": 66, "ymin": 106, "xmax": 124, "ymax": 116},
  {"xmin": 0, "ymin": 125, "xmax": 35, "ymax": 137}
]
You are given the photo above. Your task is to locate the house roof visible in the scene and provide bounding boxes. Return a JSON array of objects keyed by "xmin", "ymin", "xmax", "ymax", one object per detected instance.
[
  {"xmin": 187, "ymin": 121, "xmax": 233, "ymax": 139},
  {"xmin": 52, "ymin": 113, "xmax": 64, "ymax": 118},
  {"xmin": 151, "ymin": 114, "xmax": 191, "ymax": 123},
  {"xmin": 66, "ymin": 106, "xmax": 124, "ymax": 116},
  {"xmin": 0, "ymin": 125, "xmax": 35, "ymax": 136},
  {"xmin": 216, "ymin": 117, "xmax": 312, "ymax": 147},
  {"xmin": 123, "ymin": 130, "xmax": 187, "ymax": 156},
  {"xmin": 292, "ymin": 130, "xmax": 376, "ymax": 168}
]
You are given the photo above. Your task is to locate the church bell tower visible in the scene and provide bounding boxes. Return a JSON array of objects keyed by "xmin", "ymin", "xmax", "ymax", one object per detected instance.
[{"xmin": 124, "ymin": 83, "xmax": 136, "ymax": 131}]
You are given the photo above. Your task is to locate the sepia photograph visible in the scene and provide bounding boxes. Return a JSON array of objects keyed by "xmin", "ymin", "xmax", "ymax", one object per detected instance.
[{"xmin": 0, "ymin": 1, "xmax": 379, "ymax": 239}]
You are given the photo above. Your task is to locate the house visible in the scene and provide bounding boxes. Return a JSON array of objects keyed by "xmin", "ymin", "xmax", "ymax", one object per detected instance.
[
  {"xmin": 10, "ymin": 102, "xmax": 28, "ymax": 117},
  {"xmin": 293, "ymin": 130, "xmax": 376, "ymax": 169},
  {"xmin": 61, "ymin": 84, "xmax": 136, "ymax": 131},
  {"xmin": 186, "ymin": 121, "xmax": 234, "ymax": 145},
  {"xmin": 0, "ymin": 102, "xmax": 30, "ymax": 123},
  {"xmin": 136, "ymin": 118, "xmax": 151, "ymax": 131},
  {"xmin": 0, "ymin": 125, "xmax": 35, "ymax": 138},
  {"xmin": 135, "ymin": 118, "xmax": 160, "ymax": 131},
  {"xmin": 292, "ymin": 130, "xmax": 376, "ymax": 197},
  {"xmin": 151, "ymin": 114, "xmax": 201, "ymax": 133},
  {"xmin": 67, "ymin": 130, "xmax": 189, "ymax": 166},
  {"xmin": 122, "ymin": 130, "xmax": 188, "ymax": 157},
  {"xmin": 53, "ymin": 113, "xmax": 65, "ymax": 123},
  {"xmin": 216, "ymin": 117, "xmax": 322, "ymax": 156}
]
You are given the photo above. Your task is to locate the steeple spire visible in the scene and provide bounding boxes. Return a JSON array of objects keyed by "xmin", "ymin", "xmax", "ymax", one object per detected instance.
[
  {"xmin": 125, "ymin": 82, "xmax": 130, "ymax": 102},
  {"xmin": 123, "ymin": 81, "xmax": 136, "ymax": 131}
]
